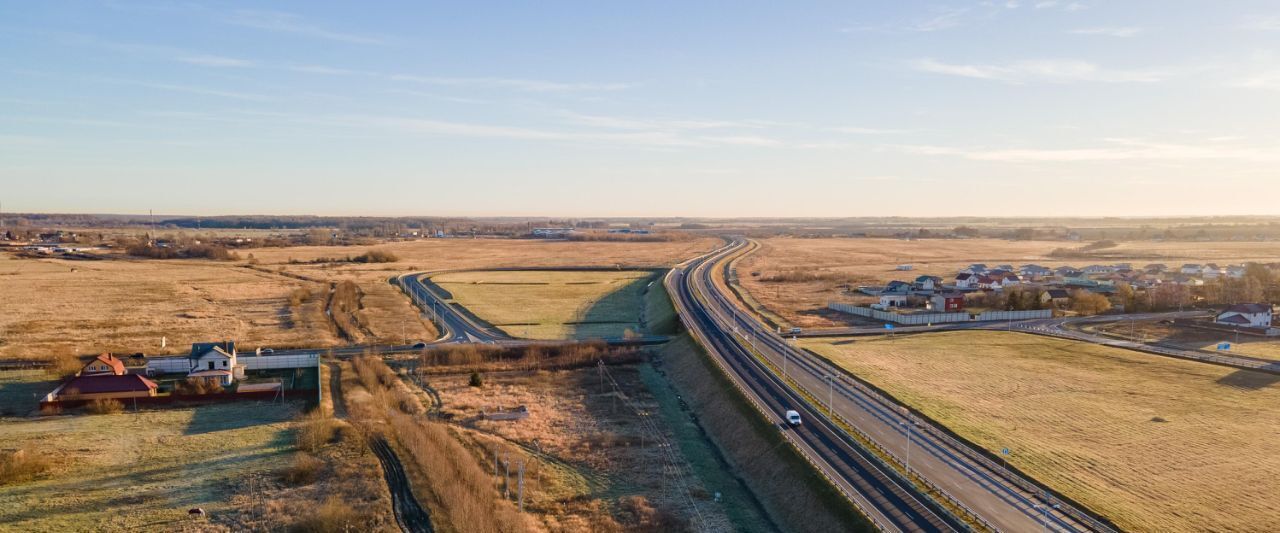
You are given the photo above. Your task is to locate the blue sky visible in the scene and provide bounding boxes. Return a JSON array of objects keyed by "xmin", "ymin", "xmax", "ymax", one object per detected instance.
[{"xmin": 3, "ymin": 1, "xmax": 1279, "ymax": 217}]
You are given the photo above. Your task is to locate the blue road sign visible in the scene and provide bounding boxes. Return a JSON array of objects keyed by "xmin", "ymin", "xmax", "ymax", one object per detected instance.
[
  {"xmin": 1002, "ymin": 448, "xmax": 1010, "ymax": 456},
  {"xmin": 885, "ymin": 324, "xmax": 895, "ymax": 330},
  {"xmin": 1218, "ymin": 343, "xmax": 1231, "ymax": 351}
]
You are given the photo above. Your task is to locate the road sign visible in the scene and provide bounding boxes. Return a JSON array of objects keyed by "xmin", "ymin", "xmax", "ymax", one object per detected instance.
[
  {"xmin": 885, "ymin": 324, "xmax": 895, "ymax": 330},
  {"xmin": 1002, "ymin": 448, "xmax": 1010, "ymax": 456},
  {"xmin": 1218, "ymin": 343, "xmax": 1231, "ymax": 351}
]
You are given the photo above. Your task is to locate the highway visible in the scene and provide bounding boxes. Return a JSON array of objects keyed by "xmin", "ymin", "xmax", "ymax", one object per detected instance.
[
  {"xmin": 674, "ymin": 239, "xmax": 1115, "ymax": 533},
  {"xmin": 668, "ymin": 245, "xmax": 962, "ymax": 533}
]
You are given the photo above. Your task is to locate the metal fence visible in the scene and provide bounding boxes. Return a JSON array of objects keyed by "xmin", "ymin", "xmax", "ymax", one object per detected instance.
[{"xmin": 828, "ymin": 303, "xmax": 1051, "ymax": 325}]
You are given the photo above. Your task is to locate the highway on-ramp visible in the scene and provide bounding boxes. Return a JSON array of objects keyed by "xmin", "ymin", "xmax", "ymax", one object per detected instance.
[{"xmin": 674, "ymin": 239, "xmax": 1116, "ymax": 533}]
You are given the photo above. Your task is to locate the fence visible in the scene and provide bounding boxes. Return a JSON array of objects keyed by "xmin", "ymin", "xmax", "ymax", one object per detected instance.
[
  {"xmin": 146, "ymin": 353, "xmax": 319, "ymax": 374},
  {"xmin": 828, "ymin": 303, "xmax": 1050, "ymax": 324}
]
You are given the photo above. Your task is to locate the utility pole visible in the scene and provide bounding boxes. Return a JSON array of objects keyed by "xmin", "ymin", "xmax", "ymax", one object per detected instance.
[
  {"xmin": 517, "ymin": 461, "xmax": 525, "ymax": 512},
  {"xmin": 503, "ymin": 455, "xmax": 511, "ymax": 499}
]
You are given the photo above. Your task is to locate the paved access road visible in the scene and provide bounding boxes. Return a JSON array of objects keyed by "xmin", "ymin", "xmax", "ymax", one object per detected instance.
[
  {"xmin": 1015, "ymin": 313, "xmax": 1280, "ymax": 374},
  {"xmin": 679, "ymin": 239, "xmax": 1116, "ymax": 533}
]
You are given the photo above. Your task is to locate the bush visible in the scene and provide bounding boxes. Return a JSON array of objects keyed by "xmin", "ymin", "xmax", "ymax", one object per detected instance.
[
  {"xmin": 281, "ymin": 453, "xmax": 324, "ymax": 486},
  {"xmin": 354, "ymin": 249, "xmax": 399, "ymax": 263},
  {"xmin": 0, "ymin": 444, "xmax": 53, "ymax": 485},
  {"xmin": 85, "ymin": 398, "xmax": 124, "ymax": 415},
  {"xmin": 290, "ymin": 496, "xmax": 366, "ymax": 533},
  {"xmin": 296, "ymin": 413, "xmax": 340, "ymax": 453},
  {"xmin": 469, "ymin": 372, "xmax": 484, "ymax": 388},
  {"xmin": 47, "ymin": 350, "xmax": 84, "ymax": 379},
  {"xmin": 176, "ymin": 378, "xmax": 224, "ymax": 395}
]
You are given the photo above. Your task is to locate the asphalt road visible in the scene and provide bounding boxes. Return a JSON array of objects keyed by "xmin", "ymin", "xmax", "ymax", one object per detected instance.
[
  {"xmin": 680, "ymin": 239, "xmax": 1114, "ymax": 533},
  {"xmin": 668, "ymin": 247, "xmax": 960, "ymax": 533},
  {"xmin": 1015, "ymin": 313, "xmax": 1280, "ymax": 374}
]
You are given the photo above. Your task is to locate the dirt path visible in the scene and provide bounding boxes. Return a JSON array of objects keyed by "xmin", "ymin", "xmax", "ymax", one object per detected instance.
[
  {"xmin": 331, "ymin": 361, "xmax": 433, "ymax": 533},
  {"xmin": 370, "ymin": 436, "xmax": 434, "ymax": 533}
]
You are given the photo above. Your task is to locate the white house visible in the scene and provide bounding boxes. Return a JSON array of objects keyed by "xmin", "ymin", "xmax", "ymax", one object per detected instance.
[
  {"xmin": 1083, "ymin": 265, "xmax": 1114, "ymax": 275},
  {"xmin": 186, "ymin": 341, "xmax": 239, "ymax": 386},
  {"xmin": 1202, "ymin": 264, "xmax": 1223, "ymax": 279},
  {"xmin": 1180, "ymin": 264, "xmax": 1202, "ymax": 275},
  {"xmin": 1019, "ymin": 264, "xmax": 1051, "ymax": 278},
  {"xmin": 914, "ymin": 275, "xmax": 942, "ymax": 292},
  {"xmin": 977, "ymin": 275, "xmax": 1003, "ymax": 290},
  {"xmin": 1216, "ymin": 304, "xmax": 1273, "ymax": 328},
  {"xmin": 955, "ymin": 273, "xmax": 978, "ymax": 289}
]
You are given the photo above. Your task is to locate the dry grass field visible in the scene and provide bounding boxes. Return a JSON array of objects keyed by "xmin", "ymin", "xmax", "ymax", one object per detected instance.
[
  {"xmin": 737, "ymin": 237, "xmax": 1280, "ymax": 327},
  {"xmin": 432, "ymin": 270, "xmax": 657, "ymax": 340},
  {"xmin": 428, "ymin": 365, "xmax": 733, "ymax": 532},
  {"xmin": 0, "ymin": 401, "xmax": 302, "ymax": 531},
  {"xmin": 801, "ymin": 331, "xmax": 1280, "ymax": 533},
  {"xmin": 0, "ymin": 238, "xmax": 716, "ymax": 360}
]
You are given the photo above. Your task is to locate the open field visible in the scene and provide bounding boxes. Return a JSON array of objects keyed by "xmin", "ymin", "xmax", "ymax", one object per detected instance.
[
  {"xmin": 432, "ymin": 270, "xmax": 656, "ymax": 339},
  {"xmin": 426, "ymin": 364, "xmax": 734, "ymax": 532},
  {"xmin": 1091, "ymin": 320, "xmax": 1280, "ymax": 361},
  {"xmin": 0, "ymin": 401, "xmax": 301, "ymax": 530},
  {"xmin": 737, "ymin": 237, "xmax": 1280, "ymax": 327},
  {"xmin": 1, "ymin": 238, "xmax": 716, "ymax": 360},
  {"xmin": 800, "ymin": 331, "xmax": 1280, "ymax": 532}
]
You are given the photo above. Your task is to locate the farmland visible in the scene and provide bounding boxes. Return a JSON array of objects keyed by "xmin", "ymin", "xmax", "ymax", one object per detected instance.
[
  {"xmin": 800, "ymin": 331, "xmax": 1280, "ymax": 532},
  {"xmin": 0, "ymin": 238, "xmax": 717, "ymax": 360},
  {"xmin": 432, "ymin": 270, "xmax": 660, "ymax": 340},
  {"xmin": 735, "ymin": 237, "xmax": 1280, "ymax": 327}
]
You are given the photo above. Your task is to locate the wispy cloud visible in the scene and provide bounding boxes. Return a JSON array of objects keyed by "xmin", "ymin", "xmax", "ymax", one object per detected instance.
[
  {"xmin": 911, "ymin": 57, "xmax": 1170, "ymax": 83},
  {"xmin": 911, "ymin": 7, "xmax": 970, "ymax": 32},
  {"xmin": 829, "ymin": 126, "xmax": 912, "ymax": 135},
  {"xmin": 178, "ymin": 54, "xmax": 256, "ymax": 68},
  {"xmin": 896, "ymin": 138, "xmax": 1280, "ymax": 162},
  {"xmin": 227, "ymin": 10, "xmax": 388, "ymax": 45},
  {"xmin": 1227, "ymin": 70, "xmax": 1280, "ymax": 90},
  {"xmin": 107, "ymin": 79, "xmax": 270, "ymax": 101},
  {"xmin": 287, "ymin": 65, "xmax": 365, "ymax": 76},
  {"xmin": 1069, "ymin": 26, "xmax": 1143, "ymax": 37},
  {"xmin": 1241, "ymin": 15, "xmax": 1280, "ymax": 31},
  {"xmin": 390, "ymin": 75, "xmax": 630, "ymax": 92}
]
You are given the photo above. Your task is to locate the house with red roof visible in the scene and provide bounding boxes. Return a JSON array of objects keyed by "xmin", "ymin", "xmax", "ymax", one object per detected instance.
[
  {"xmin": 49, "ymin": 373, "xmax": 158, "ymax": 401},
  {"xmin": 81, "ymin": 353, "xmax": 126, "ymax": 376}
]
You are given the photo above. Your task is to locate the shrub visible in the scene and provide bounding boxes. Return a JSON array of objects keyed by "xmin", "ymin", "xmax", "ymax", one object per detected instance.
[
  {"xmin": 85, "ymin": 398, "xmax": 124, "ymax": 415},
  {"xmin": 0, "ymin": 444, "xmax": 53, "ymax": 485},
  {"xmin": 296, "ymin": 414, "xmax": 340, "ymax": 453},
  {"xmin": 469, "ymin": 372, "xmax": 484, "ymax": 388},
  {"xmin": 290, "ymin": 496, "xmax": 365, "ymax": 533},
  {"xmin": 46, "ymin": 349, "xmax": 84, "ymax": 379},
  {"xmin": 354, "ymin": 249, "xmax": 399, "ymax": 263},
  {"xmin": 176, "ymin": 378, "xmax": 225, "ymax": 395},
  {"xmin": 281, "ymin": 453, "xmax": 324, "ymax": 486}
]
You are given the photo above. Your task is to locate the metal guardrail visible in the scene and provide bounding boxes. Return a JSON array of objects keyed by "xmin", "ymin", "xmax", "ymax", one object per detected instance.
[
  {"xmin": 716, "ymin": 240, "xmax": 1114, "ymax": 533},
  {"xmin": 665, "ymin": 267, "xmax": 896, "ymax": 533}
]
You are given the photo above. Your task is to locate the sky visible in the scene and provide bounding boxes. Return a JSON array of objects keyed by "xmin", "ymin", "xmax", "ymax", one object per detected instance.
[{"xmin": 2, "ymin": 1, "xmax": 1280, "ymax": 218}]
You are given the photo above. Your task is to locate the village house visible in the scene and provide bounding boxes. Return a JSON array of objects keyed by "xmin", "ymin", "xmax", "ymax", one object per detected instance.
[
  {"xmin": 1019, "ymin": 264, "xmax": 1051, "ymax": 279},
  {"xmin": 81, "ymin": 353, "xmax": 126, "ymax": 376},
  {"xmin": 1145, "ymin": 263, "xmax": 1168, "ymax": 274},
  {"xmin": 1040, "ymin": 289, "xmax": 1072, "ymax": 308},
  {"xmin": 1216, "ymin": 303, "xmax": 1273, "ymax": 329},
  {"xmin": 914, "ymin": 275, "xmax": 942, "ymax": 292},
  {"xmin": 977, "ymin": 275, "xmax": 1003, "ymax": 290},
  {"xmin": 1055, "ymin": 266, "xmax": 1083, "ymax": 278},
  {"xmin": 930, "ymin": 292, "xmax": 965, "ymax": 312},
  {"xmin": 52, "ymin": 374, "xmax": 159, "ymax": 402},
  {"xmin": 960, "ymin": 264, "xmax": 988, "ymax": 275},
  {"xmin": 1226, "ymin": 265, "xmax": 1247, "ymax": 279},
  {"xmin": 1202, "ymin": 264, "xmax": 1223, "ymax": 278},
  {"xmin": 1180, "ymin": 264, "xmax": 1202, "ymax": 275},
  {"xmin": 955, "ymin": 272, "xmax": 979, "ymax": 289},
  {"xmin": 1083, "ymin": 264, "xmax": 1115, "ymax": 275},
  {"xmin": 186, "ymin": 341, "xmax": 240, "ymax": 386}
]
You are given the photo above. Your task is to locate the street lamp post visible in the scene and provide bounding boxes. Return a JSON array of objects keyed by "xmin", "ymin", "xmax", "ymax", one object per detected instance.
[
  {"xmin": 1034, "ymin": 502, "xmax": 1062, "ymax": 533},
  {"xmin": 900, "ymin": 417, "xmax": 918, "ymax": 474}
]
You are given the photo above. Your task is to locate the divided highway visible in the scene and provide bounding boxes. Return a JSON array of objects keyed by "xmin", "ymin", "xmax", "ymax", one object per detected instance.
[{"xmin": 673, "ymin": 239, "xmax": 1116, "ymax": 533}]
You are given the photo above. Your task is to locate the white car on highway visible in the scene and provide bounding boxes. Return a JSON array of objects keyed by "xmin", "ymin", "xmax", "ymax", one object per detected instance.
[{"xmin": 785, "ymin": 409, "xmax": 802, "ymax": 426}]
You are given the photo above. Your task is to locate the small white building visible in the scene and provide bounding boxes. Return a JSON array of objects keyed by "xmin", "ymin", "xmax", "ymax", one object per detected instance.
[
  {"xmin": 1216, "ymin": 304, "xmax": 1273, "ymax": 329},
  {"xmin": 1180, "ymin": 264, "xmax": 1202, "ymax": 275},
  {"xmin": 955, "ymin": 273, "xmax": 978, "ymax": 289}
]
